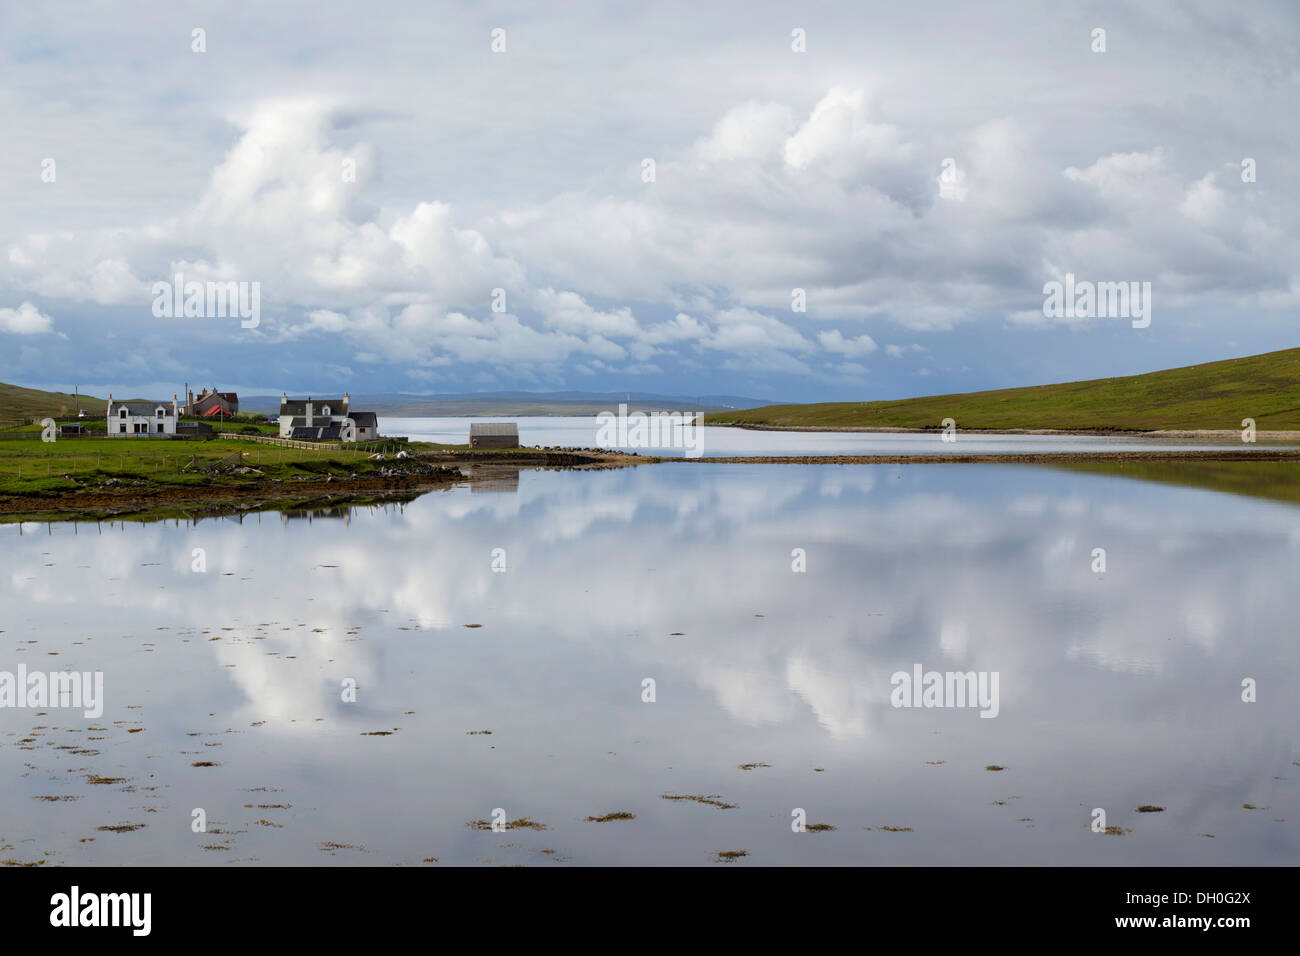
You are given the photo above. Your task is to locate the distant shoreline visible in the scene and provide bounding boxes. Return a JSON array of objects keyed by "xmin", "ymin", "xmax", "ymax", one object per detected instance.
[
  {"xmin": 657, "ymin": 450, "xmax": 1300, "ymax": 464},
  {"xmin": 708, "ymin": 423, "xmax": 1300, "ymax": 440}
]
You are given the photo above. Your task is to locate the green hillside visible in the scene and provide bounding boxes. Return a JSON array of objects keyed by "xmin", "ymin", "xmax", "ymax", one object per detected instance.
[
  {"xmin": 0, "ymin": 383, "xmax": 107, "ymax": 426},
  {"xmin": 707, "ymin": 348, "xmax": 1300, "ymax": 432}
]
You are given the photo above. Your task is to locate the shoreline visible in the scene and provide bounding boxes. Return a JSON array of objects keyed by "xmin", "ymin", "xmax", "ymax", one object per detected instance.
[
  {"xmin": 3, "ymin": 445, "xmax": 1298, "ymax": 522},
  {"xmin": 0, "ymin": 473, "xmax": 457, "ymax": 522},
  {"xmin": 656, "ymin": 450, "xmax": 1300, "ymax": 465},
  {"xmin": 706, "ymin": 422, "xmax": 1300, "ymax": 440},
  {"xmin": 0, "ymin": 449, "xmax": 636, "ymax": 522}
]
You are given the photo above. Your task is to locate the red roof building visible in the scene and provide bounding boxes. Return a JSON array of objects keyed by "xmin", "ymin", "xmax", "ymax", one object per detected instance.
[{"xmin": 187, "ymin": 387, "xmax": 239, "ymax": 417}]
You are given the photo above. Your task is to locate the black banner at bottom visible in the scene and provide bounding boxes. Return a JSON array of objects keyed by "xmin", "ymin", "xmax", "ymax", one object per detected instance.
[{"xmin": 0, "ymin": 865, "xmax": 1278, "ymax": 942}]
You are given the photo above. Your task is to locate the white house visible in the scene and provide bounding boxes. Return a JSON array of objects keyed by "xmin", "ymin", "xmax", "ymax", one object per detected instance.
[
  {"xmin": 277, "ymin": 393, "xmax": 379, "ymax": 441},
  {"xmin": 106, "ymin": 394, "xmax": 179, "ymax": 437}
]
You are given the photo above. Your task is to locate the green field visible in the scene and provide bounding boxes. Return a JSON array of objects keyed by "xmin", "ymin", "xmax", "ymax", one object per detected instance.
[
  {"xmin": 707, "ymin": 347, "xmax": 1300, "ymax": 431},
  {"xmin": 0, "ymin": 382, "xmax": 107, "ymax": 426},
  {"xmin": 0, "ymin": 437, "xmax": 415, "ymax": 495}
]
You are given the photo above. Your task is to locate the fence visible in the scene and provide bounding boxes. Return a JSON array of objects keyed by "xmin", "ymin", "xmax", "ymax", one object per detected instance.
[
  {"xmin": 218, "ymin": 432, "xmax": 344, "ymax": 450},
  {"xmin": 218, "ymin": 432, "xmax": 409, "ymax": 453}
]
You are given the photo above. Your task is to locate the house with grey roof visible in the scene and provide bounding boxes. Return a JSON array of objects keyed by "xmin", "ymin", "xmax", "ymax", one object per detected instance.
[
  {"xmin": 106, "ymin": 394, "xmax": 180, "ymax": 437},
  {"xmin": 278, "ymin": 393, "xmax": 380, "ymax": 442}
]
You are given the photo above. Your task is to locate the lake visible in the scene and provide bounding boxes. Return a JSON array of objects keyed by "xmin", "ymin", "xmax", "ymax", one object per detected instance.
[
  {"xmin": 383, "ymin": 415, "xmax": 1293, "ymax": 457},
  {"xmin": 1, "ymin": 460, "xmax": 1296, "ymax": 865}
]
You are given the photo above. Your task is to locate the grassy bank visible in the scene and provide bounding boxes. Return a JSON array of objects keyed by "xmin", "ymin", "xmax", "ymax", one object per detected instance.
[
  {"xmin": 0, "ymin": 435, "xmax": 633, "ymax": 519},
  {"xmin": 0, "ymin": 383, "xmax": 107, "ymax": 426},
  {"xmin": 707, "ymin": 347, "xmax": 1300, "ymax": 432},
  {"xmin": 0, "ymin": 435, "xmax": 473, "ymax": 523},
  {"xmin": 0, "ymin": 437, "xmax": 432, "ymax": 495}
]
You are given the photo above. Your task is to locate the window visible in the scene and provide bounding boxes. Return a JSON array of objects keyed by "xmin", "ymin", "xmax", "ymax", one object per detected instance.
[
  {"xmin": 120, "ymin": 409, "xmax": 127, "ymax": 418},
  {"xmin": 119, "ymin": 424, "xmax": 126, "ymax": 433},
  {"xmin": 157, "ymin": 408, "xmax": 165, "ymax": 417},
  {"xmin": 322, "ymin": 405, "xmax": 331, "ymax": 416},
  {"xmin": 157, "ymin": 423, "xmax": 165, "ymax": 433}
]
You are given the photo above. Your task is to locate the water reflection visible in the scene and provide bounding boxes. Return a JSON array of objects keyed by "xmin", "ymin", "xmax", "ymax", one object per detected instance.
[
  {"xmin": 466, "ymin": 467, "xmax": 521, "ymax": 495},
  {"xmin": 281, "ymin": 507, "xmax": 352, "ymax": 522},
  {"xmin": 1, "ymin": 463, "xmax": 1295, "ymax": 865},
  {"xmin": 387, "ymin": 415, "xmax": 1300, "ymax": 457}
]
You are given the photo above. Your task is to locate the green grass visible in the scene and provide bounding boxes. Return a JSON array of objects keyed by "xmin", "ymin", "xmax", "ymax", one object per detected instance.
[
  {"xmin": 215, "ymin": 421, "xmax": 281, "ymax": 436},
  {"xmin": 707, "ymin": 347, "xmax": 1300, "ymax": 431},
  {"xmin": 0, "ymin": 383, "xmax": 108, "ymax": 428},
  {"xmin": 0, "ymin": 436, "xmax": 401, "ymax": 495}
]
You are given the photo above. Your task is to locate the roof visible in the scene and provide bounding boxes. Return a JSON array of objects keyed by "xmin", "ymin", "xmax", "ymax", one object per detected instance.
[
  {"xmin": 111, "ymin": 401, "xmax": 172, "ymax": 415},
  {"xmin": 469, "ymin": 422, "xmax": 519, "ymax": 436},
  {"xmin": 280, "ymin": 398, "xmax": 347, "ymax": 417},
  {"xmin": 347, "ymin": 412, "xmax": 378, "ymax": 427}
]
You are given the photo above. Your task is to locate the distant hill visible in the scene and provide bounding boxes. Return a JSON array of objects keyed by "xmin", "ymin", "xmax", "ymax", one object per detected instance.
[
  {"xmin": 706, "ymin": 348, "xmax": 1300, "ymax": 431},
  {"xmin": 240, "ymin": 391, "xmax": 773, "ymax": 417},
  {"xmin": 0, "ymin": 383, "xmax": 107, "ymax": 426}
]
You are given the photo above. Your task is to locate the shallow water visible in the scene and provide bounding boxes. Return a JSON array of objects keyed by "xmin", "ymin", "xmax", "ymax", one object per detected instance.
[
  {"xmin": 384, "ymin": 415, "xmax": 1291, "ymax": 457},
  {"xmin": 1, "ymin": 462, "xmax": 1296, "ymax": 865}
]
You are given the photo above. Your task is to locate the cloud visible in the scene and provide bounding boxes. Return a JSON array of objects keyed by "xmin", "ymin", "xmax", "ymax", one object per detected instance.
[
  {"xmin": 0, "ymin": 302, "xmax": 54, "ymax": 335},
  {"xmin": 0, "ymin": 1, "xmax": 1296, "ymax": 397},
  {"xmin": 783, "ymin": 86, "xmax": 913, "ymax": 183},
  {"xmin": 819, "ymin": 329, "xmax": 879, "ymax": 357},
  {"xmin": 885, "ymin": 343, "xmax": 926, "ymax": 357},
  {"xmin": 534, "ymin": 288, "xmax": 640, "ymax": 338},
  {"xmin": 696, "ymin": 100, "xmax": 794, "ymax": 163}
]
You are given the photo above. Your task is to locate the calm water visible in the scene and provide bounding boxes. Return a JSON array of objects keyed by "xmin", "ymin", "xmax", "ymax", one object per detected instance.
[
  {"xmin": 383, "ymin": 415, "xmax": 1293, "ymax": 457},
  {"xmin": 1, "ymin": 462, "xmax": 1296, "ymax": 865}
]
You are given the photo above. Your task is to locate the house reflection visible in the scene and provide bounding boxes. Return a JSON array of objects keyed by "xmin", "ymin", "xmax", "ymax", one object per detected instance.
[
  {"xmin": 468, "ymin": 466, "xmax": 520, "ymax": 494},
  {"xmin": 280, "ymin": 506, "xmax": 355, "ymax": 524}
]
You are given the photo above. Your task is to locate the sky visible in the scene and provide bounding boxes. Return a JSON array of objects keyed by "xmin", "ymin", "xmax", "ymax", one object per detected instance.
[{"xmin": 0, "ymin": 0, "xmax": 1296, "ymax": 404}]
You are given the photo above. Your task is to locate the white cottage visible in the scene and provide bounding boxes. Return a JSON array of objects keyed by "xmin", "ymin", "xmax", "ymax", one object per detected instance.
[
  {"xmin": 277, "ymin": 392, "xmax": 379, "ymax": 441},
  {"xmin": 106, "ymin": 394, "xmax": 179, "ymax": 437}
]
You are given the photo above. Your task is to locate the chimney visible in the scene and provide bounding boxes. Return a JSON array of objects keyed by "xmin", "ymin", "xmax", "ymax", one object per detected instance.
[
  {"xmin": 343, "ymin": 392, "xmax": 350, "ymax": 411},
  {"xmin": 281, "ymin": 391, "xmax": 287, "ymax": 406}
]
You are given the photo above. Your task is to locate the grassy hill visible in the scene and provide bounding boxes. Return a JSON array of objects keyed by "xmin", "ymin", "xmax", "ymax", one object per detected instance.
[
  {"xmin": 707, "ymin": 348, "xmax": 1300, "ymax": 432},
  {"xmin": 0, "ymin": 383, "xmax": 107, "ymax": 426}
]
